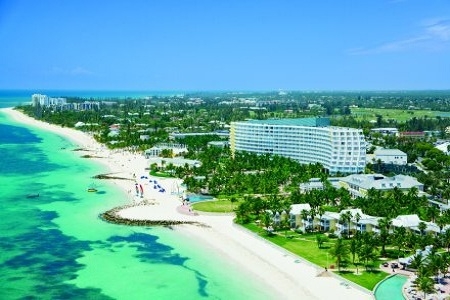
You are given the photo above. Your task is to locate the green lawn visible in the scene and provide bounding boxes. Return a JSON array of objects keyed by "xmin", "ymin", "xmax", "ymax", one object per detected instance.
[
  {"xmin": 241, "ymin": 223, "xmax": 390, "ymax": 291},
  {"xmin": 339, "ymin": 270, "xmax": 388, "ymax": 290},
  {"xmin": 191, "ymin": 199, "xmax": 239, "ymax": 213},
  {"xmin": 149, "ymin": 170, "xmax": 173, "ymax": 178},
  {"xmin": 350, "ymin": 107, "xmax": 441, "ymax": 122}
]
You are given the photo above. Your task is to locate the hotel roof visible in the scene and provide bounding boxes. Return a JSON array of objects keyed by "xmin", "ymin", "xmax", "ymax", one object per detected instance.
[
  {"xmin": 243, "ymin": 117, "xmax": 330, "ymax": 127},
  {"xmin": 374, "ymin": 149, "xmax": 406, "ymax": 156}
]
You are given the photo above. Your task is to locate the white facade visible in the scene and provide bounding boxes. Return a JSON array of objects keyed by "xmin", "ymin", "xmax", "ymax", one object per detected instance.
[
  {"xmin": 31, "ymin": 94, "xmax": 67, "ymax": 107},
  {"xmin": 230, "ymin": 118, "xmax": 366, "ymax": 174},
  {"xmin": 31, "ymin": 94, "xmax": 49, "ymax": 106},
  {"xmin": 373, "ymin": 149, "xmax": 407, "ymax": 165}
]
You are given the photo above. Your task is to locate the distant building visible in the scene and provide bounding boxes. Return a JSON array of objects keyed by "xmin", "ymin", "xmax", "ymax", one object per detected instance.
[
  {"xmin": 373, "ymin": 149, "xmax": 407, "ymax": 165},
  {"xmin": 207, "ymin": 141, "xmax": 229, "ymax": 148},
  {"xmin": 399, "ymin": 131, "xmax": 425, "ymax": 139},
  {"xmin": 339, "ymin": 174, "xmax": 424, "ymax": 198},
  {"xmin": 435, "ymin": 141, "xmax": 450, "ymax": 155},
  {"xmin": 230, "ymin": 117, "xmax": 366, "ymax": 174},
  {"xmin": 370, "ymin": 128, "xmax": 399, "ymax": 136},
  {"xmin": 299, "ymin": 178, "xmax": 325, "ymax": 193},
  {"xmin": 170, "ymin": 131, "xmax": 229, "ymax": 139},
  {"xmin": 31, "ymin": 94, "xmax": 49, "ymax": 106},
  {"xmin": 144, "ymin": 143, "xmax": 188, "ymax": 158}
]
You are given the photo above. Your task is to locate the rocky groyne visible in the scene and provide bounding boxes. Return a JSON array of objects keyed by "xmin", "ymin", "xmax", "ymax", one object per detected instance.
[{"xmin": 100, "ymin": 204, "xmax": 206, "ymax": 227}]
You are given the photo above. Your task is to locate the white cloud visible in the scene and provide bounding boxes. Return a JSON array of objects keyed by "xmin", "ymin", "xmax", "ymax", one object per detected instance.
[
  {"xmin": 70, "ymin": 66, "xmax": 93, "ymax": 75},
  {"xmin": 348, "ymin": 18, "xmax": 450, "ymax": 55},
  {"xmin": 47, "ymin": 66, "xmax": 94, "ymax": 76},
  {"xmin": 425, "ymin": 19, "xmax": 450, "ymax": 41}
]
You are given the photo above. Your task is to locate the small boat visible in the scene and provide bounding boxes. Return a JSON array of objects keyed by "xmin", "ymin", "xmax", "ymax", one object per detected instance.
[
  {"xmin": 26, "ymin": 193, "xmax": 40, "ymax": 198},
  {"xmin": 87, "ymin": 183, "xmax": 98, "ymax": 193}
]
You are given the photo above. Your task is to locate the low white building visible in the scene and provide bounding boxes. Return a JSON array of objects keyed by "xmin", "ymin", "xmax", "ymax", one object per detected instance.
[
  {"xmin": 370, "ymin": 128, "xmax": 399, "ymax": 136},
  {"xmin": 144, "ymin": 143, "xmax": 188, "ymax": 158},
  {"xmin": 289, "ymin": 204, "xmax": 312, "ymax": 230},
  {"xmin": 391, "ymin": 214, "xmax": 440, "ymax": 234},
  {"xmin": 373, "ymin": 148, "xmax": 407, "ymax": 165},
  {"xmin": 339, "ymin": 174, "xmax": 424, "ymax": 198}
]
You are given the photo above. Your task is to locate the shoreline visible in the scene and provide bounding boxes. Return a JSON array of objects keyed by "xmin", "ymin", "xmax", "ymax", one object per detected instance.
[{"xmin": 1, "ymin": 107, "xmax": 374, "ymax": 300}]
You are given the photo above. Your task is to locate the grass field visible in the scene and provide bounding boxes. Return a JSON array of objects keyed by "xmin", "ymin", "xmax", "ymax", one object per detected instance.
[
  {"xmin": 191, "ymin": 199, "xmax": 238, "ymax": 213},
  {"xmin": 350, "ymin": 107, "xmax": 441, "ymax": 122},
  {"xmin": 241, "ymin": 223, "xmax": 389, "ymax": 290}
]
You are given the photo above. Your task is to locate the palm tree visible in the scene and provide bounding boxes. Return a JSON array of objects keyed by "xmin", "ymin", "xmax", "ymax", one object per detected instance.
[
  {"xmin": 392, "ymin": 226, "xmax": 407, "ymax": 258},
  {"xmin": 427, "ymin": 205, "xmax": 440, "ymax": 223},
  {"xmin": 418, "ymin": 221, "xmax": 427, "ymax": 236},
  {"xmin": 354, "ymin": 212, "xmax": 361, "ymax": 234},
  {"xmin": 358, "ymin": 243, "xmax": 378, "ymax": 271},
  {"xmin": 329, "ymin": 238, "xmax": 350, "ymax": 272},
  {"xmin": 300, "ymin": 209, "xmax": 309, "ymax": 232},
  {"xmin": 262, "ymin": 211, "xmax": 273, "ymax": 235},
  {"xmin": 377, "ymin": 217, "xmax": 392, "ymax": 256},
  {"xmin": 339, "ymin": 211, "xmax": 353, "ymax": 238},
  {"xmin": 349, "ymin": 235, "xmax": 362, "ymax": 273},
  {"xmin": 440, "ymin": 229, "xmax": 450, "ymax": 252},
  {"xmin": 410, "ymin": 252, "xmax": 425, "ymax": 271},
  {"xmin": 413, "ymin": 270, "xmax": 435, "ymax": 299}
]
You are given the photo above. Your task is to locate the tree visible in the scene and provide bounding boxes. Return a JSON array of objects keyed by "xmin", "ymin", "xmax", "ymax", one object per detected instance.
[
  {"xmin": 316, "ymin": 234, "xmax": 328, "ymax": 249},
  {"xmin": 329, "ymin": 238, "xmax": 350, "ymax": 272},
  {"xmin": 349, "ymin": 235, "xmax": 362, "ymax": 273},
  {"xmin": 262, "ymin": 211, "xmax": 273, "ymax": 235},
  {"xmin": 354, "ymin": 212, "xmax": 361, "ymax": 234},
  {"xmin": 300, "ymin": 209, "xmax": 310, "ymax": 232},
  {"xmin": 358, "ymin": 243, "xmax": 378, "ymax": 271},
  {"xmin": 377, "ymin": 217, "xmax": 392, "ymax": 256},
  {"xmin": 339, "ymin": 211, "xmax": 353, "ymax": 238},
  {"xmin": 392, "ymin": 227, "xmax": 407, "ymax": 258},
  {"xmin": 413, "ymin": 271, "xmax": 435, "ymax": 299},
  {"xmin": 410, "ymin": 252, "xmax": 425, "ymax": 271},
  {"xmin": 418, "ymin": 221, "xmax": 427, "ymax": 236},
  {"xmin": 440, "ymin": 229, "xmax": 450, "ymax": 252}
]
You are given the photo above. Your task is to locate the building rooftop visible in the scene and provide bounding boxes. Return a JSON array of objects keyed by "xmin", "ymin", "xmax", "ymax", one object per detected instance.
[
  {"xmin": 341, "ymin": 174, "xmax": 422, "ymax": 190},
  {"xmin": 290, "ymin": 203, "xmax": 311, "ymax": 215},
  {"xmin": 243, "ymin": 117, "xmax": 330, "ymax": 127},
  {"xmin": 374, "ymin": 149, "xmax": 406, "ymax": 156}
]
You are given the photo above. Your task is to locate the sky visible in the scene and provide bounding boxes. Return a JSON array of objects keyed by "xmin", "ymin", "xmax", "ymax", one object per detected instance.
[{"xmin": 0, "ymin": 0, "xmax": 449, "ymax": 91}]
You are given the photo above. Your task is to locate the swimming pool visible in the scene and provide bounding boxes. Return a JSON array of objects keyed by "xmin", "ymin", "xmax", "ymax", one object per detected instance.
[
  {"xmin": 186, "ymin": 194, "xmax": 214, "ymax": 203},
  {"xmin": 374, "ymin": 274, "xmax": 408, "ymax": 300}
]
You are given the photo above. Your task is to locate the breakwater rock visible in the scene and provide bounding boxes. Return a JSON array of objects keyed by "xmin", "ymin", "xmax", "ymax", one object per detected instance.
[{"xmin": 100, "ymin": 204, "xmax": 206, "ymax": 227}]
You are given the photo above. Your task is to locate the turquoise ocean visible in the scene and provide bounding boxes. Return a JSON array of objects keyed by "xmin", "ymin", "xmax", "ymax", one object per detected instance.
[{"xmin": 0, "ymin": 91, "xmax": 274, "ymax": 300}]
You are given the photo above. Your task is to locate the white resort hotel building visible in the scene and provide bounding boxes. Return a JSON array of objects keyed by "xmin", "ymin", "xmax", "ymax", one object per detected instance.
[{"xmin": 230, "ymin": 117, "xmax": 366, "ymax": 174}]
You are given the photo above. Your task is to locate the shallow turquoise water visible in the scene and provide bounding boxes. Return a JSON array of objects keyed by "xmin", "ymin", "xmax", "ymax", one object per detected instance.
[
  {"xmin": 187, "ymin": 194, "xmax": 215, "ymax": 203},
  {"xmin": 0, "ymin": 110, "xmax": 276, "ymax": 300},
  {"xmin": 374, "ymin": 274, "xmax": 407, "ymax": 300}
]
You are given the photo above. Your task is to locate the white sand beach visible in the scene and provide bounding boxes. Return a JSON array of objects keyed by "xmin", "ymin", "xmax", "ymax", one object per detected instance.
[{"xmin": 2, "ymin": 107, "xmax": 374, "ymax": 300}]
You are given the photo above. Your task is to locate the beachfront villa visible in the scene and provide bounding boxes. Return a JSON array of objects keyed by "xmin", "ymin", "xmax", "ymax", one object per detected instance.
[
  {"xmin": 391, "ymin": 214, "xmax": 440, "ymax": 235},
  {"xmin": 300, "ymin": 174, "xmax": 424, "ymax": 198},
  {"xmin": 288, "ymin": 205, "xmax": 439, "ymax": 238},
  {"xmin": 144, "ymin": 143, "xmax": 188, "ymax": 158},
  {"xmin": 229, "ymin": 117, "xmax": 366, "ymax": 174},
  {"xmin": 289, "ymin": 203, "xmax": 313, "ymax": 231},
  {"xmin": 339, "ymin": 174, "xmax": 424, "ymax": 198}
]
